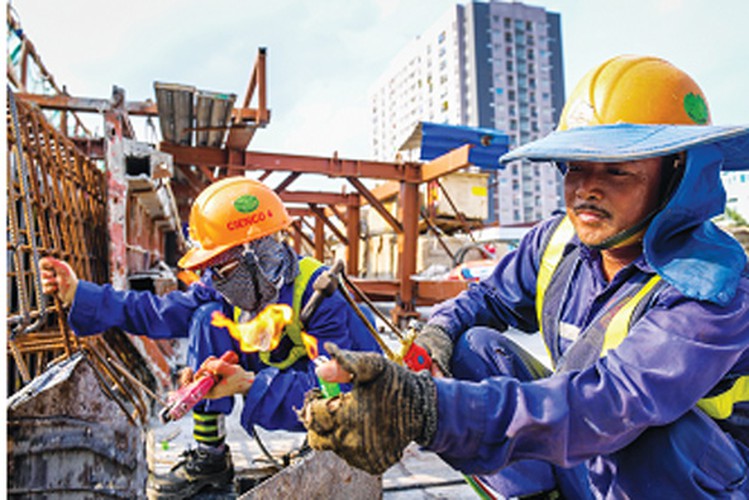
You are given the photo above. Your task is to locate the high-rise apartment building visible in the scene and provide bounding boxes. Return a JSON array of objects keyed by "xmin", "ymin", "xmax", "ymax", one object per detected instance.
[
  {"xmin": 724, "ymin": 171, "xmax": 749, "ymax": 222},
  {"xmin": 370, "ymin": 1, "xmax": 565, "ymax": 224}
]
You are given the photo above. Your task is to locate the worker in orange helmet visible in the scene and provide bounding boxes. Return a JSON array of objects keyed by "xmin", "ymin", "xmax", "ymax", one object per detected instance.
[
  {"xmin": 300, "ymin": 55, "xmax": 749, "ymax": 498},
  {"xmin": 40, "ymin": 176, "xmax": 381, "ymax": 499}
]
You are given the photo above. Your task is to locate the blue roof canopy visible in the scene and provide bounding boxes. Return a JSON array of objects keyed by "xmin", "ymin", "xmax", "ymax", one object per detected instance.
[{"xmin": 400, "ymin": 122, "xmax": 510, "ymax": 170}]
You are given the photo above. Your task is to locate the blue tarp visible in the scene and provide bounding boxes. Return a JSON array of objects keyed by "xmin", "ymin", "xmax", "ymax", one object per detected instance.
[{"xmin": 412, "ymin": 122, "xmax": 510, "ymax": 170}]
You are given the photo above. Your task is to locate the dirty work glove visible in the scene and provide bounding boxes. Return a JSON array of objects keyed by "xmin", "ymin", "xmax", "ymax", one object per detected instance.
[
  {"xmin": 415, "ymin": 324, "xmax": 453, "ymax": 377},
  {"xmin": 299, "ymin": 342, "xmax": 438, "ymax": 475}
]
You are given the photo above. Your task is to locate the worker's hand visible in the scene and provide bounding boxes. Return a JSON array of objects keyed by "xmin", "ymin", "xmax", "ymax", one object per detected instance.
[
  {"xmin": 415, "ymin": 324, "xmax": 453, "ymax": 377},
  {"xmin": 178, "ymin": 367, "xmax": 195, "ymax": 388},
  {"xmin": 195, "ymin": 356, "xmax": 254, "ymax": 399},
  {"xmin": 299, "ymin": 342, "xmax": 438, "ymax": 476},
  {"xmin": 39, "ymin": 256, "xmax": 79, "ymax": 307}
]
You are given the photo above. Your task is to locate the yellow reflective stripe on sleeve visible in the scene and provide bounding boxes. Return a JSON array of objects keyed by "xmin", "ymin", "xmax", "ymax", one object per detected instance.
[
  {"xmin": 536, "ymin": 217, "xmax": 575, "ymax": 330},
  {"xmin": 601, "ymin": 275, "xmax": 662, "ymax": 355},
  {"xmin": 697, "ymin": 376, "xmax": 749, "ymax": 420}
]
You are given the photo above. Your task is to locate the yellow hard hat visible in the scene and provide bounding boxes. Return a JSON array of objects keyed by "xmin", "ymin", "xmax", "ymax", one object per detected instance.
[
  {"xmin": 178, "ymin": 177, "xmax": 291, "ymax": 270},
  {"xmin": 558, "ymin": 54, "xmax": 711, "ymax": 130}
]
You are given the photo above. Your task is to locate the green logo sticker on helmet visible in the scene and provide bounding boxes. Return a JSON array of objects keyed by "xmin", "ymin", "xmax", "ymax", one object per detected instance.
[
  {"xmin": 684, "ymin": 93, "xmax": 709, "ymax": 124},
  {"xmin": 234, "ymin": 195, "xmax": 260, "ymax": 214}
]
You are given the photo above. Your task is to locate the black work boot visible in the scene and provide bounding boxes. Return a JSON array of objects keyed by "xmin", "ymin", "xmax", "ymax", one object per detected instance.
[{"xmin": 147, "ymin": 446, "xmax": 234, "ymax": 499}]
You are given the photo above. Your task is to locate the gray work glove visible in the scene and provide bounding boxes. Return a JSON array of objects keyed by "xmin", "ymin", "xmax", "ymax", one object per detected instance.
[
  {"xmin": 415, "ymin": 323, "xmax": 454, "ymax": 377},
  {"xmin": 299, "ymin": 342, "xmax": 438, "ymax": 475}
]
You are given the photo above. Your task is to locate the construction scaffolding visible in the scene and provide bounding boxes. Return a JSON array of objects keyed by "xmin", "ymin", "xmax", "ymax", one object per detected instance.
[{"xmin": 6, "ymin": 6, "xmax": 500, "ymax": 495}]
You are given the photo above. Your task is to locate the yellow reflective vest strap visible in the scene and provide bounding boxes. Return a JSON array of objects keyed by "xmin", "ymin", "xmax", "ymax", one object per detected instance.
[
  {"xmin": 697, "ymin": 377, "xmax": 749, "ymax": 420},
  {"xmin": 536, "ymin": 219, "xmax": 744, "ymax": 421},
  {"xmin": 600, "ymin": 274, "xmax": 662, "ymax": 355},
  {"xmin": 233, "ymin": 257, "xmax": 323, "ymax": 370},
  {"xmin": 536, "ymin": 216, "xmax": 575, "ymax": 360}
]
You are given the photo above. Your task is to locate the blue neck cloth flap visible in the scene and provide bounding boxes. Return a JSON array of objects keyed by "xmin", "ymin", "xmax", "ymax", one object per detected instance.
[{"xmin": 644, "ymin": 144, "xmax": 746, "ymax": 305}]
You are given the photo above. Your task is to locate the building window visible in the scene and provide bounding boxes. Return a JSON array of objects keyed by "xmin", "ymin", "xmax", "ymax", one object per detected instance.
[
  {"xmin": 508, "ymin": 90, "xmax": 516, "ymax": 101},
  {"xmin": 504, "ymin": 17, "xmax": 511, "ymax": 29},
  {"xmin": 505, "ymin": 32, "xmax": 512, "ymax": 43},
  {"xmin": 506, "ymin": 60, "xmax": 514, "ymax": 72}
]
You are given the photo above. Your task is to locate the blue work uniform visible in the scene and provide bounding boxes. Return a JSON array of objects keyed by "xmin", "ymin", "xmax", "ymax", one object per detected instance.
[
  {"xmin": 67, "ymin": 256, "xmax": 381, "ymax": 432},
  {"xmin": 424, "ymin": 132, "xmax": 749, "ymax": 498}
]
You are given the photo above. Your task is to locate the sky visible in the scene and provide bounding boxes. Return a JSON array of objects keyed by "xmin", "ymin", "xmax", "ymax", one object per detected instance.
[{"xmin": 9, "ymin": 0, "xmax": 749, "ymax": 161}]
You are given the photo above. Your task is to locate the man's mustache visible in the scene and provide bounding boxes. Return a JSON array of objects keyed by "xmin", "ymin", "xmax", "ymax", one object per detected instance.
[{"xmin": 573, "ymin": 203, "xmax": 611, "ymax": 219}]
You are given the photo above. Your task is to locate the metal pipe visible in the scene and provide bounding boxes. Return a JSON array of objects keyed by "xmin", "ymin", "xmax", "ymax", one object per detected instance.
[{"xmin": 107, "ymin": 356, "xmax": 169, "ymax": 408}]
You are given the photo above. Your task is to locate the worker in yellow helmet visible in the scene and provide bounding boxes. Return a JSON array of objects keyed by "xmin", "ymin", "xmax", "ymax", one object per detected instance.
[
  {"xmin": 40, "ymin": 177, "xmax": 381, "ymax": 499},
  {"xmin": 300, "ymin": 55, "xmax": 749, "ymax": 498}
]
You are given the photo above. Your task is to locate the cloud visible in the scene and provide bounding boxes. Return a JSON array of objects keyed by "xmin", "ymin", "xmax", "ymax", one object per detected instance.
[
  {"xmin": 12, "ymin": 0, "xmax": 748, "ymax": 158},
  {"xmin": 253, "ymin": 78, "xmax": 372, "ymax": 158},
  {"xmin": 656, "ymin": 0, "xmax": 684, "ymax": 13}
]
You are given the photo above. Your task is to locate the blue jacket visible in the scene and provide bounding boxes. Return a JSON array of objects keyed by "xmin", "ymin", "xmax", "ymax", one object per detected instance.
[
  {"xmin": 68, "ymin": 258, "xmax": 381, "ymax": 432},
  {"xmin": 425, "ymin": 215, "xmax": 749, "ymax": 496}
]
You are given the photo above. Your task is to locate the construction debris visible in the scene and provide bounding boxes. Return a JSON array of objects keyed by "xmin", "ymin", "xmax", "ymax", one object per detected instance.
[{"xmin": 8, "ymin": 353, "xmax": 148, "ymax": 498}]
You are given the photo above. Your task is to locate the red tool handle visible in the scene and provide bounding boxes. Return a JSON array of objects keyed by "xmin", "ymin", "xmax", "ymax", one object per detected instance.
[
  {"xmin": 403, "ymin": 342, "xmax": 432, "ymax": 372},
  {"xmin": 160, "ymin": 350, "xmax": 239, "ymax": 422},
  {"xmin": 217, "ymin": 350, "xmax": 240, "ymax": 365}
]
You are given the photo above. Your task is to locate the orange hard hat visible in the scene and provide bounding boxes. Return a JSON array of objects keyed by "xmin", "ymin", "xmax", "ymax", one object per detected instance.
[
  {"xmin": 178, "ymin": 177, "xmax": 291, "ymax": 270},
  {"xmin": 558, "ymin": 55, "xmax": 711, "ymax": 131}
]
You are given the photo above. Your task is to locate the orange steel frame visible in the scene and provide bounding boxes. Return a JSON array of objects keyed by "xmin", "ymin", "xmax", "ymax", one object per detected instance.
[
  {"xmin": 15, "ymin": 47, "xmax": 470, "ymax": 323},
  {"xmin": 161, "ymin": 143, "xmax": 472, "ymax": 322}
]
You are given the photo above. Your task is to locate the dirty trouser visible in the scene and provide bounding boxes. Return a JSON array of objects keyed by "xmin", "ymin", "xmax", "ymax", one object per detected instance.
[{"xmin": 450, "ymin": 326, "xmax": 749, "ymax": 499}]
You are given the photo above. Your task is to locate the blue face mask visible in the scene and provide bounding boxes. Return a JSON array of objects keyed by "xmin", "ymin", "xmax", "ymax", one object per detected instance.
[{"xmin": 212, "ymin": 237, "xmax": 299, "ymax": 314}]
